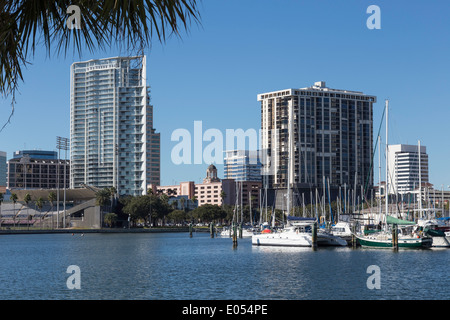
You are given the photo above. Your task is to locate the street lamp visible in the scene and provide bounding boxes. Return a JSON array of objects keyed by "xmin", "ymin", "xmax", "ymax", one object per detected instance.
[{"xmin": 57, "ymin": 136, "xmax": 69, "ymax": 228}]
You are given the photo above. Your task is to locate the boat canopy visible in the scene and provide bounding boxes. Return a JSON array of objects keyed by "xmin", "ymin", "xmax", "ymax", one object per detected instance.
[
  {"xmin": 386, "ymin": 215, "xmax": 416, "ymax": 225},
  {"xmin": 287, "ymin": 216, "xmax": 316, "ymax": 222}
]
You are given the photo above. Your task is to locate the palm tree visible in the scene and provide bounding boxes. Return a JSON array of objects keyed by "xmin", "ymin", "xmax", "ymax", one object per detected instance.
[
  {"xmin": 96, "ymin": 188, "xmax": 111, "ymax": 207},
  {"xmin": 171, "ymin": 199, "xmax": 179, "ymax": 211},
  {"xmin": 0, "ymin": 193, "xmax": 3, "ymax": 228},
  {"xmin": 48, "ymin": 191, "xmax": 57, "ymax": 228},
  {"xmin": 1, "ymin": 0, "xmax": 201, "ymax": 125},
  {"xmin": 48, "ymin": 191, "xmax": 56, "ymax": 211},
  {"xmin": 104, "ymin": 212, "xmax": 118, "ymax": 228},
  {"xmin": 35, "ymin": 197, "xmax": 44, "ymax": 220},
  {"xmin": 108, "ymin": 186, "xmax": 117, "ymax": 213},
  {"xmin": 24, "ymin": 193, "xmax": 31, "ymax": 229},
  {"xmin": 10, "ymin": 193, "xmax": 18, "ymax": 228},
  {"xmin": 190, "ymin": 196, "xmax": 197, "ymax": 211},
  {"xmin": 96, "ymin": 188, "xmax": 111, "ymax": 228},
  {"xmin": 180, "ymin": 197, "xmax": 186, "ymax": 212}
]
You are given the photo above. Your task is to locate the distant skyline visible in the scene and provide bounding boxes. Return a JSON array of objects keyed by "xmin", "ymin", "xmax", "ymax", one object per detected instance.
[{"xmin": 1, "ymin": 0, "xmax": 450, "ymax": 190}]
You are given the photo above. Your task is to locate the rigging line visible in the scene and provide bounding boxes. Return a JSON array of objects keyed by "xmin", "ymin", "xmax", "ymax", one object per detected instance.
[
  {"xmin": 363, "ymin": 103, "xmax": 386, "ymax": 199},
  {"xmin": 384, "ymin": 148, "xmax": 401, "ymax": 216}
]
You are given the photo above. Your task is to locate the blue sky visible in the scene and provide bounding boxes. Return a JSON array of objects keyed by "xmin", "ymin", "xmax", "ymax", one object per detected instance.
[{"xmin": 1, "ymin": 0, "xmax": 450, "ymax": 189}]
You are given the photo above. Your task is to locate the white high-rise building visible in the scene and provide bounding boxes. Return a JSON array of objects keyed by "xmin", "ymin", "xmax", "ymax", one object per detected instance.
[
  {"xmin": 70, "ymin": 56, "xmax": 160, "ymax": 196},
  {"xmin": 387, "ymin": 144, "xmax": 428, "ymax": 195}
]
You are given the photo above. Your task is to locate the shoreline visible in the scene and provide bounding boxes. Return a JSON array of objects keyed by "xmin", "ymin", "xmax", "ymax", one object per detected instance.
[{"xmin": 0, "ymin": 227, "xmax": 190, "ymax": 235}]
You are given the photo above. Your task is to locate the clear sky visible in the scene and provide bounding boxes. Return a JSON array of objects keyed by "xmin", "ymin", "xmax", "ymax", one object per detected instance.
[{"xmin": 1, "ymin": 0, "xmax": 450, "ymax": 189}]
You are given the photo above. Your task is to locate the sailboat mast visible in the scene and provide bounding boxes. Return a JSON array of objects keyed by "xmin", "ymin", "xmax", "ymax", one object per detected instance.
[
  {"xmin": 378, "ymin": 135, "xmax": 382, "ymax": 219},
  {"xmin": 385, "ymin": 100, "xmax": 389, "ymax": 223},
  {"xmin": 344, "ymin": 183, "xmax": 347, "ymax": 214},
  {"xmin": 315, "ymin": 189, "xmax": 319, "ymax": 220},
  {"xmin": 249, "ymin": 191, "xmax": 252, "ymax": 226},
  {"xmin": 418, "ymin": 139, "xmax": 422, "ymax": 219},
  {"xmin": 265, "ymin": 179, "xmax": 268, "ymax": 223},
  {"xmin": 259, "ymin": 188, "xmax": 262, "ymax": 225},
  {"xmin": 240, "ymin": 181, "xmax": 243, "ymax": 223},
  {"xmin": 286, "ymin": 99, "xmax": 293, "ymax": 220}
]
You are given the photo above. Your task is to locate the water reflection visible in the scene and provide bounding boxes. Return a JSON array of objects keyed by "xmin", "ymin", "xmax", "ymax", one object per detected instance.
[
  {"xmin": 0, "ymin": 232, "xmax": 448, "ymax": 300},
  {"xmin": 252, "ymin": 246, "xmax": 312, "ymax": 253}
]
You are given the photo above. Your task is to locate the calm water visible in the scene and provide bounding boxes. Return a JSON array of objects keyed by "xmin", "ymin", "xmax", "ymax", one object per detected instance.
[{"xmin": 0, "ymin": 232, "xmax": 448, "ymax": 300}]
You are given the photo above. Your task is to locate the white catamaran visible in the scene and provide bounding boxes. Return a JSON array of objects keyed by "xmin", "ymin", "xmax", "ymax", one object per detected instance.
[{"xmin": 252, "ymin": 218, "xmax": 315, "ymax": 247}]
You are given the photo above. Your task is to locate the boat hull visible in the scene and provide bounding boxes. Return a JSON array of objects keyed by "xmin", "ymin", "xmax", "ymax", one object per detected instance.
[
  {"xmin": 429, "ymin": 236, "xmax": 450, "ymax": 248},
  {"xmin": 317, "ymin": 233, "xmax": 348, "ymax": 246},
  {"xmin": 356, "ymin": 235, "xmax": 432, "ymax": 249},
  {"xmin": 252, "ymin": 233, "xmax": 312, "ymax": 247},
  {"xmin": 219, "ymin": 228, "xmax": 255, "ymax": 238}
]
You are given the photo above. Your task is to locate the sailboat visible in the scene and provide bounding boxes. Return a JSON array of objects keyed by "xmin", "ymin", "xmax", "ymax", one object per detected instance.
[
  {"xmin": 417, "ymin": 218, "xmax": 450, "ymax": 247},
  {"xmin": 220, "ymin": 181, "xmax": 257, "ymax": 238},
  {"xmin": 329, "ymin": 220, "xmax": 353, "ymax": 241},
  {"xmin": 252, "ymin": 99, "xmax": 314, "ymax": 247},
  {"xmin": 252, "ymin": 217, "xmax": 315, "ymax": 247},
  {"xmin": 316, "ymin": 177, "xmax": 348, "ymax": 246},
  {"xmin": 317, "ymin": 228, "xmax": 348, "ymax": 246},
  {"xmin": 357, "ymin": 214, "xmax": 432, "ymax": 248},
  {"xmin": 355, "ymin": 100, "xmax": 432, "ymax": 249},
  {"xmin": 415, "ymin": 141, "xmax": 450, "ymax": 248}
]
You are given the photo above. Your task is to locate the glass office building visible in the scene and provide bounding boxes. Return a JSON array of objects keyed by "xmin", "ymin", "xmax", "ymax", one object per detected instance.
[
  {"xmin": 7, "ymin": 150, "xmax": 69, "ymax": 190},
  {"xmin": 70, "ymin": 56, "xmax": 160, "ymax": 196},
  {"xmin": 224, "ymin": 150, "xmax": 262, "ymax": 182}
]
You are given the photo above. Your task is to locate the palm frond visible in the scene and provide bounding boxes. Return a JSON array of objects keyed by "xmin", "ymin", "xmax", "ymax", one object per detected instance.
[{"xmin": 0, "ymin": 0, "xmax": 201, "ymax": 98}]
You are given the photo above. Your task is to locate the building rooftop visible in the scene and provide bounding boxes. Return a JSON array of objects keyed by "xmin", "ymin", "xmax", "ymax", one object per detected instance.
[
  {"xmin": 12, "ymin": 150, "xmax": 57, "ymax": 160},
  {"xmin": 257, "ymin": 81, "xmax": 376, "ymax": 101}
]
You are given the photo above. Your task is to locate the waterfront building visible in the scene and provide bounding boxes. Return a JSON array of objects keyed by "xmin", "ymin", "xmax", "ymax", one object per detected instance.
[
  {"xmin": 387, "ymin": 144, "xmax": 428, "ymax": 195},
  {"xmin": 224, "ymin": 150, "xmax": 262, "ymax": 182},
  {"xmin": 157, "ymin": 165, "xmax": 236, "ymax": 207},
  {"xmin": 7, "ymin": 150, "xmax": 69, "ymax": 190},
  {"xmin": 70, "ymin": 56, "xmax": 160, "ymax": 196},
  {"xmin": 203, "ymin": 164, "xmax": 221, "ymax": 184},
  {"xmin": 0, "ymin": 151, "xmax": 6, "ymax": 193},
  {"xmin": 195, "ymin": 169, "xmax": 235, "ymax": 207},
  {"xmin": 234, "ymin": 179, "xmax": 262, "ymax": 211},
  {"xmin": 154, "ymin": 165, "xmax": 261, "ymax": 208},
  {"xmin": 153, "ymin": 181, "xmax": 196, "ymax": 199},
  {"xmin": 258, "ymin": 81, "xmax": 376, "ymax": 208}
]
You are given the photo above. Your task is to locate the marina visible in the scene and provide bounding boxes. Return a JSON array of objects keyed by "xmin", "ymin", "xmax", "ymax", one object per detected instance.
[{"xmin": 1, "ymin": 2, "xmax": 450, "ymax": 308}]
